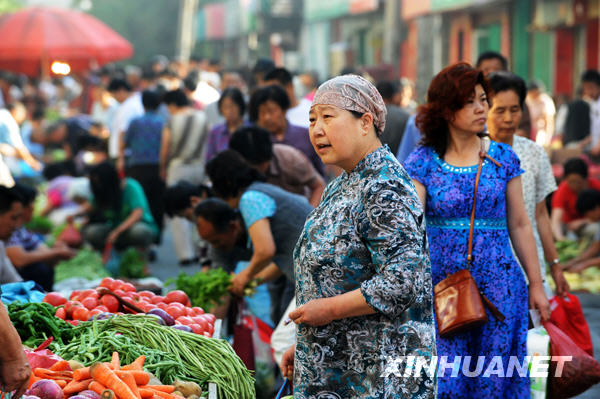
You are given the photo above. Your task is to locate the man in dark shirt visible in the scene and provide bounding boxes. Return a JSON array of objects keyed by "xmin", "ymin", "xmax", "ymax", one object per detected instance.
[{"xmin": 375, "ymin": 80, "xmax": 410, "ymax": 153}]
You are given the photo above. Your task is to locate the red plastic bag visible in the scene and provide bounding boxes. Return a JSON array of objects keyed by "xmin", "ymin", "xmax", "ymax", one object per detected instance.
[
  {"xmin": 57, "ymin": 222, "xmax": 82, "ymax": 248},
  {"xmin": 24, "ymin": 338, "xmax": 65, "ymax": 369},
  {"xmin": 544, "ymin": 321, "xmax": 600, "ymax": 398},
  {"xmin": 549, "ymin": 294, "xmax": 593, "ymax": 356}
]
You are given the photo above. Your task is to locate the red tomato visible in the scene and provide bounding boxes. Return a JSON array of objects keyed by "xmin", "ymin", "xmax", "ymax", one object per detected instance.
[
  {"xmin": 138, "ymin": 290, "xmax": 155, "ymax": 299},
  {"xmin": 203, "ymin": 331, "xmax": 212, "ymax": 337},
  {"xmin": 114, "ymin": 289, "xmax": 126, "ymax": 297},
  {"xmin": 78, "ymin": 289, "xmax": 96, "ymax": 300},
  {"xmin": 191, "ymin": 316, "xmax": 208, "ymax": 328},
  {"xmin": 55, "ymin": 307, "xmax": 66, "ymax": 320},
  {"xmin": 88, "ymin": 308, "xmax": 103, "ymax": 318},
  {"xmin": 202, "ymin": 313, "xmax": 216, "ymax": 324},
  {"xmin": 122, "ymin": 282, "xmax": 136, "ymax": 292},
  {"xmin": 189, "ymin": 323, "xmax": 204, "ymax": 334},
  {"xmin": 176, "ymin": 316, "xmax": 194, "ymax": 326},
  {"xmin": 166, "ymin": 305, "xmax": 187, "ymax": 320},
  {"xmin": 165, "ymin": 290, "xmax": 190, "ymax": 306},
  {"xmin": 43, "ymin": 292, "xmax": 67, "ymax": 307},
  {"xmin": 109, "ymin": 280, "xmax": 123, "ymax": 291},
  {"xmin": 157, "ymin": 302, "xmax": 168, "ymax": 311},
  {"xmin": 100, "ymin": 277, "xmax": 115, "ymax": 288},
  {"xmin": 192, "ymin": 307, "xmax": 204, "ymax": 315},
  {"xmin": 65, "ymin": 301, "xmax": 83, "ymax": 318},
  {"xmin": 94, "ymin": 305, "xmax": 109, "ymax": 312},
  {"xmin": 208, "ymin": 324, "xmax": 214, "ymax": 335},
  {"xmin": 69, "ymin": 290, "xmax": 81, "ymax": 301},
  {"xmin": 81, "ymin": 297, "xmax": 99, "ymax": 310},
  {"xmin": 66, "ymin": 320, "xmax": 79, "ymax": 326},
  {"xmin": 185, "ymin": 307, "xmax": 196, "ymax": 316},
  {"xmin": 100, "ymin": 295, "xmax": 119, "ymax": 313},
  {"xmin": 128, "ymin": 293, "xmax": 141, "ymax": 302},
  {"xmin": 151, "ymin": 295, "xmax": 165, "ymax": 304},
  {"xmin": 72, "ymin": 307, "xmax": 90, "ymax": 321}
]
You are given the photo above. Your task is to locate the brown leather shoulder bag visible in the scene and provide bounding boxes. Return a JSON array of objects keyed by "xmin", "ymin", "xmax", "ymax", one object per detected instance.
[{"xmin": 434, "ymin": 147, "xmax": 506, "ymax": 337}]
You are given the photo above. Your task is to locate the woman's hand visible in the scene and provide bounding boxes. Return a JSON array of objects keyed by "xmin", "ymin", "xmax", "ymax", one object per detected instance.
[
  {"xmin": 529, "ymin": 282, "xmax": 551, "ymax": 321},
  {"xmin": 280, "ymin": 345, "xmax": 295, "ymax": 380},
  {"xmin": 550, "ymin": 264, "xmax": 569, "ymax": 297},
  {"xmin": 289, "ymin": 298, "xmax": 334, "ymax": 327}
]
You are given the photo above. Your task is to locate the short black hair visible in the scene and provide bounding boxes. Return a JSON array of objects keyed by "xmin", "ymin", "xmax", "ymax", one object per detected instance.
[
  {"xmin": 107, "ymin": 78, "xmax": 132, "ymax": 92},
  {"xmin": 248, "ymin": 85, "xmax": 290, "ymax": 122},
  {"xmin": 375, "ymin": 80, "xmax": 398, "ymax": 101},
  {"xmin": 194, "ymin": 198, "xmax": 240, "ymax": 233},
  {"xmin": 0, "ymin": 185, "xmax": 23, "ymax": 214},
  {"xmin": 488, "ymin": 71, "xmax": 527, "ymax": 108},
  {"xmin": 229, "ymin": 126, "xmax": 273, "ymax": 165},
  {"xmin": 163, "ymin": 89, "xmax": 190, "ymax": 107},
  {"xmin": 218, "ymin": 87, "xmax": 246, "ymax": 117},
  {"xmin": 164, "ymin": 181, "xmax": 213, "ymax": 217},
  {"xmin": 12, "ymin": 182, "xmax": 37, "ymax": 205},
  {"xmin": 183, "ymin": 74, "xmax": 198, "ymax": 92},
  {"xmin": 476, "ymin": 51, "xmax": 508, "ymax": 70},
  {"xmin": 252, "ymin": 58, "xmax": 275, "ymax": 74},
  {"xmin": 576, "ymin": 189, "xmax": 600, "ymax": 215},
  {"xmin": 564, "ymin": 157, "xmax": 588, "ymax": 179},
  {"xmin": 582, "ymin": 69, "xmax": 600, "ymax": 86},
  {"xmin": 42, "ymin": 160, "xmax": 76, "ymax": 180},
  {"xmin": 263, "ymin": 67, "xmax": 293, "ymax": 86},
  {"xmin": 141, "ymin": 90, "xmax": 160, "ymax": 111},
  {"xmin": 206, "ymin": 150, "xmax": 265, "ymax": 199}
]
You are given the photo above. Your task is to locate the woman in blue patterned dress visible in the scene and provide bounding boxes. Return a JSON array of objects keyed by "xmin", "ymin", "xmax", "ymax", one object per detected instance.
[
  {"xmin": 281, "ymin": 75, "xmax": 436, "ymax": 398},
  {"xmin": 403, "ymin": 63, "xmax": 550, "ymax": 398}
]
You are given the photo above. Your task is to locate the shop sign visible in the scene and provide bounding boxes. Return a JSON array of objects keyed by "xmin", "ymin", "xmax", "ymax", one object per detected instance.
[
  {"xmin": 205, "ymin": 2, "xmax": 226, "ymax": 39},
  {"xmin": 304, "ymin": 0, "xmax": 350, "ymax": 22}
]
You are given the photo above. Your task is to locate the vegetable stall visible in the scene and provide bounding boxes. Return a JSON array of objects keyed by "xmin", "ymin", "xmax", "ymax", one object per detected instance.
[{"xmin": 6, "ymin": 277, "xmax": 255, "ymax": 399}]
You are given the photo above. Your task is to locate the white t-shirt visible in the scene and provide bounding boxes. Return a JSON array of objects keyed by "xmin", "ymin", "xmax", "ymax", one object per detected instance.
[
  {"xmin": 0, "ymin": 241, "xmax": 22, "ymax": 284},
  {"xmin": 109, "ymin": 92, "xmax": 144, "ymax": 158},
  {"xmin": 286, "ymin": 98, "xmax": 311, "ymax": 129}
]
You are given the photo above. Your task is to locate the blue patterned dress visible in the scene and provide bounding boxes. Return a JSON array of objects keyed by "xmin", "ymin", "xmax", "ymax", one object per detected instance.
[
  {"xmin": 404, "ymin": 141, "xmax": 530, "ymax": 398},
  {"xmin": 293, "ymin": 146, "xmax": 436, "ymax": 398}
]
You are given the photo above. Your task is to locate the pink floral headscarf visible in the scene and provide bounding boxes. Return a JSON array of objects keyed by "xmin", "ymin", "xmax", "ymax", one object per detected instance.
[{"xmin": 311, "ymin": 74, "xmax": 387, "ymax": 134}]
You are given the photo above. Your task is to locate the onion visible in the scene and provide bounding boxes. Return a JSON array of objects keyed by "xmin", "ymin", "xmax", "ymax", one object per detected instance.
[
  {"xmin": 145, "ymin": 313, "xmax": 166, "ymax": 325},
  {"xmin": 171, "ymin": 324, "xmax": 193, "ymax": 332},
  {"xmin": 78, "ymin": 390, "xmax": 101, "ymax": 399},
  {"xmin": 27, "ymin": 379, "xmax": 64, "ymax": 399}
]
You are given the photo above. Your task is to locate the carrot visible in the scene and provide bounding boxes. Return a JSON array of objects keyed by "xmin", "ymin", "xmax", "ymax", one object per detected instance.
[
  {"xmin": 121, "ymin": 356, "xmax": 145, "ymax": 371},
  {"xmin": 118, "ymin": 372, "xmax": 141, "ymax": 399},
  {"xmin": 33, "ymin": 368, "xmax": 73, "ymax": 380},
  {"xmin": 63, "ymin": 378, "xmax": 93, "ymax": 395},
  {"xmin": 73, "ymin": 367, "xmax": 91, "ymax": 381},
  {"xmin": 148, "ymin": 390, "xmax": 176, "ymax": 399},
  {"xmin": 90, "ymin": 363, "xmax": 137, "ymax": 399},
  {"xmin": 138, "ymin": 389, "xmax": 155, "ymax": 399},
  {"xmin": 115, "ymin": 371, "xmax": 150, "ymax": 386},
  {"xmin": 88, "ymin": 381, "xmax": 107, "ymax": 395},
  {"xmin": 28, "ymin": 374, "xmax": 40, "ymax": 388},
  {"xmin": 111, "ymin": 352, "xmax": 120, "ymax": 370},
  {"xmin": 139, "ymin": 386, "xmax": 175, "ymax": 394},
  {"xmin": 55, "ymin": 380, "xmax": 68, "ymax": 389},
  {"xmin": 50, "ymin": 360, "xmax": 70, "ymax": 371}
]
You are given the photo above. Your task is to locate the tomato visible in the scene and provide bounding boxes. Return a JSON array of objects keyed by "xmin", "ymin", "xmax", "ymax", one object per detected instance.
[
  {"xmin": 81, "ymin": 297, "xmax": 99, "ymax": 310},
  {"xmin": 43, "ymin": 292, "xmax": 67, "ymax": 307},
  {"xmin": 185, "ymin": 307, "xmax": 196, "ymax": 316},
  {"xmin": 55, "ymin": 307, "xmax": 66, "ymax": 320},
  {"xmin": 101, "ymin": 295, "xmax": 119, "ymax": 313},
  {"xmin": 88, "ymin": 308, "xmax": 103, "ymax": 318},
  {"xmin": 65, "ymin": 301, "xmax": 83, "ymax": 318},
  {"xmin": 138, "ymin": 290, "xmax": 155, "ymax": 299},
  {"xmin": 78, "ymin": 289, "xmax": 96, "ymax": 300},
  {"xmin": 165, "ymin": 290, "xmax": 190, "ymax": 306},
  {"xmin": 166, "ymin": 305, "xmax": 187, "ymax": 320},
  {"xmin": 203, "ymin": 331, "xmax": 212, "ymax": 337},
  {"xmin": 122, "ymin": 282, "xmax": 136, "ymax": 292},
  {"xmin": 94, "ymin": 305, "xmax": 109, "ymax": 312},
  {"xmin": 176, "ymin": 316, "xmax": 194, "ymax": 326},
  {"xmin": 109, "ymin": 280, "xmax": 123, "ymax": 291},
  {"xmin": 202, "ymin": 313, "xmax": 216, "ymax": 324},
  {"xmin": 114, "ymin": 289, "xmax": 126, "ymax": 297},
  {"xmin": 192, "ymin": 307, "xmax": 204, "ymax": 315},
  {"xmin": 100, "ymin": 277, "xmax": 115, "ymax": 288},
  {"xmin": 189, "ymin": 323, "xmax": 204, "ymax": 334},
  {"xmin": 72, "ymin": 307, "xmax": 90, "ymax": 321},
  {"xmin": 69, "ymin": 290, "xmax": 81, "ymax": 301},
  {"xmin": 208, "ymin": 324, "xmax": 214, "ymax": 335},
  {"xmin": 151, "ymin": 296, "xmax": 165, "ymax": 304},
  {"xmin": 191, "ymin": 316, "xmax": 209, "ymax": 331}
]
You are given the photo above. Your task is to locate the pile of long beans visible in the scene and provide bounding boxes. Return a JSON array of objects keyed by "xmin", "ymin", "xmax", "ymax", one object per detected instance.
[{"xmin": 63, "ymin": 316, "xmax": 255, "ymax": 399}]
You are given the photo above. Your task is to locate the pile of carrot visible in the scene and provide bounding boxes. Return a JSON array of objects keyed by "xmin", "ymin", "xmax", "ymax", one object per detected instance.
[{"xmin": 29, "ymin": 353, "xmax": 181, "ymax": 399}]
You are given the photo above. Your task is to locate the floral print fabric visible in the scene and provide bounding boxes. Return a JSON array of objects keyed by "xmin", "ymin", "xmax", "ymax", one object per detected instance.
[
  {"xmin": 404, "ymin": 141, "xmax": 530, "ymax": 398},
  {"xmin": 293, "ymin": 145, "xmax": 436, "ymax": 398}
]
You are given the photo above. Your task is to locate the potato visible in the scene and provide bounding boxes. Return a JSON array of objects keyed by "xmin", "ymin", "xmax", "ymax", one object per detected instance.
[
  {"xmin": 68, "ymin": 359, "xmax": 85, "ymax": 370},
  {"xmin": 173, "ymin": 380, "xmax": 202, "ymax": 398}
]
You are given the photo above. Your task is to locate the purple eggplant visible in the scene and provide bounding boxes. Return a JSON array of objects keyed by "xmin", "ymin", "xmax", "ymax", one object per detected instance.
[
  {"xmin": 147, "ymin": 308, "xmax": 175, "ymax": 326},
  {"xmin": 171, "ymin": 324, "xmax": 193, "ymax": 332}
]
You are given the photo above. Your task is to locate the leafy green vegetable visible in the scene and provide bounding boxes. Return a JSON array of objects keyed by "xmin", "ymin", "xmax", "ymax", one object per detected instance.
[
  {"xmin": 118, "ymin": 248, "xmax": 148, "ymax": 278},
  {"xmin": 8, "ymin": 302, "xmax": 74, "ymax": 348},
  {"xmin": 25, "ymin": 215, "xmax": 54, "ymax": 234},
  {"xmin": 54, "ymin": 249, "xmax": 110, "ymax": 282},
  {"xmin": 166, "ymin": 269, "xmax": 232, "ymax": 311}
]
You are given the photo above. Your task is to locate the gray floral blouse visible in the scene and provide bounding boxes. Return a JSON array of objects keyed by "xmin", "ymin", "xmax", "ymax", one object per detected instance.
[{"xmin": 293, "ymin": 146, "xmax": 436, "ymax": 398}]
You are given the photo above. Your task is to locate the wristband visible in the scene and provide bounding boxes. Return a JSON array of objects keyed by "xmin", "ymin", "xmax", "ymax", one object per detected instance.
[{"xmin": 549, "ymin": 258, "xmax": 560, "ymax": 267}]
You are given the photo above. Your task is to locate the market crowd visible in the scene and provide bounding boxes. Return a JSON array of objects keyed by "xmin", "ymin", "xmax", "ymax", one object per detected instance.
[{"xmin": 1, "ymin": 50, "xmax": 600, "ymax": 398}]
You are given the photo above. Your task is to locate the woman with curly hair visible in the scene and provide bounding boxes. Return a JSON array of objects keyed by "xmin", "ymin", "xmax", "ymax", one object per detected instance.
[{"xmin": 404, "ymin": 63, "xmax": 550, "ymax": 398}]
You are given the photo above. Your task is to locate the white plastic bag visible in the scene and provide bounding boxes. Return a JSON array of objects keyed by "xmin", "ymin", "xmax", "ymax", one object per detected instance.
[{"xmin": 528, "ymin": 309, "xmax": 550, "ymax": 399}]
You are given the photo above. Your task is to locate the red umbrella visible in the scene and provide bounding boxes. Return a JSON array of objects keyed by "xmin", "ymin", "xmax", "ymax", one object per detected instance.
[{"xmin": 0, "ymin": 6, "xmax": 133, "ymax": 76}]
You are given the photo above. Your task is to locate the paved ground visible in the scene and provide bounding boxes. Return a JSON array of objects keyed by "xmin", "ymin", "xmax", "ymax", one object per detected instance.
[{"xmin": 152, "ymin": 229, "xmax": 600, "ymax": 396}]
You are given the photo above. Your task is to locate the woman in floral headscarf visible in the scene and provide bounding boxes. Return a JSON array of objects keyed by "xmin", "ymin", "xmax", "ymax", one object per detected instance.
[{"xmin": 281, "ymin": 75, "xmax": 436, "ymax": 398}]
